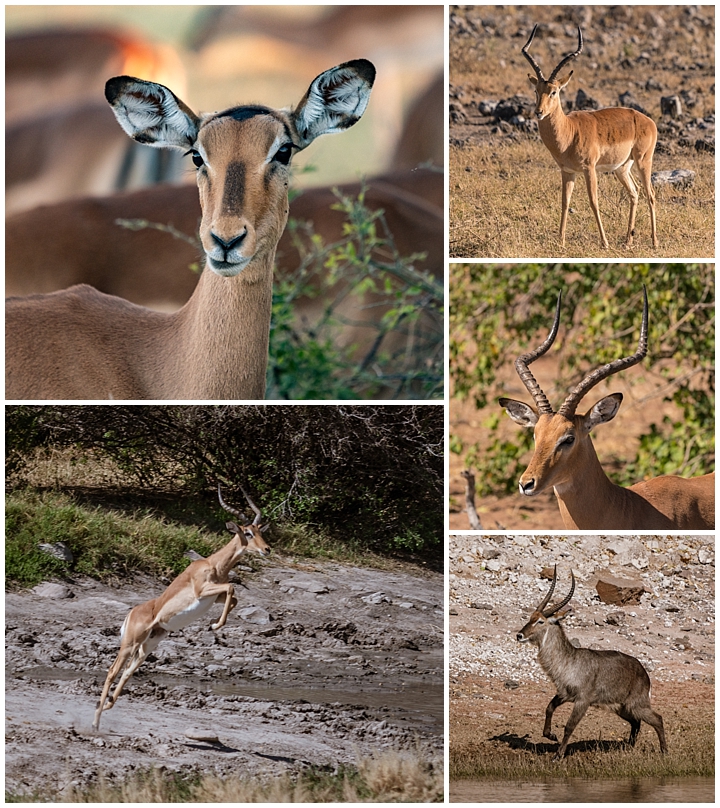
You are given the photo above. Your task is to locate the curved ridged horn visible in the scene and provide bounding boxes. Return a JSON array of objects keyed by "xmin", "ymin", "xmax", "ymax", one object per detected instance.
[
  {"xmin": 521, "ymin": 24, "xmax": 545, "ymax": 81},
  {"xmin": 548, "ymin": 26, "xmax": 584, "ymax": 82},
  {"xmin": 557, "ymin": 286, "xmax": 648, "ymax": 419},
  {"xmin": 217, "ymin": 483, "xmax": 250, "ymax": 525},
  {"xmin": 239, "ymin": 483, "xmax": 264, "ymax": 526},
  {"xmin": 515, "ymin": 292, "xmax": 562, "ymax": 415},
  {"xmin": 536, "ymin": 564, "xmax": 558, "ymax": 613},
  {"xmin": 543, "ymin": 569, "xmax": 576, "ymax": 618}
]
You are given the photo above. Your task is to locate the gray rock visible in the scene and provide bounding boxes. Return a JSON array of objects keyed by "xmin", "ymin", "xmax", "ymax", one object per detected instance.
[
  {"xmin": 31, "ymin": 582, "xmax": 74, "ymax": 599},
  {"xmin": 236, "ymin": 606, "xmax": 271, "ymax": 624},
  {"xmin": 651, "ymin": 168, "xmax": 695, "ymax": 189},
  {"xmin": 37, "ymin": 542, "xmax": 74, "ymax": 564}
]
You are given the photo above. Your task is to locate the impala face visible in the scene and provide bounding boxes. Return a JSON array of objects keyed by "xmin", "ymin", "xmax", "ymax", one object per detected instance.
[
  {"xmin": 241, "ymin": 525, "xmax": 272, "ymax": 556},
  {"xmin": 528, "ymin": 74, "xmax": 572, "ymax": 120},
  {"xmin": 192, "ymin": 109, "xmax": 295, "ymax": 278},
  {"xmin": 500, "ymin": 392, "xmax": 623, "ymax": 497},
  {"xmin": 520, "ymin": 412, "xmax": 580, "ymax": 495},
  {"xmin": 105, "ymin": 60, "xmax": 375, "ymax": 281}
]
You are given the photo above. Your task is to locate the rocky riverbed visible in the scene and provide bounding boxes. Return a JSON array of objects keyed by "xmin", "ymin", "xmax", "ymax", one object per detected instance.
[{"xmin": 6, "ymin": 557, "xmax": 443, "ymax": 797}]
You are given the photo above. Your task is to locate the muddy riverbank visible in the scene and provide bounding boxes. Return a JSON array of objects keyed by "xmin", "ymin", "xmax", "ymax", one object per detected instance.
[{"xmin": 6, "ymin": 557, "xmax": 443, "ymax": 797}]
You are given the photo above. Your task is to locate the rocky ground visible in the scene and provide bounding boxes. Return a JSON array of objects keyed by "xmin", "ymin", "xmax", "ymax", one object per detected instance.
[
  {"xmin": 5, "ymin": 557, "xmax": 443, "ymax": 798},
  {"xmin": 449, "ymin": 534, "xmax": 714, "ymax": 759},
  {"xmin": 449, "ymin": 6, "xmax": 715, "ymax": 156}
]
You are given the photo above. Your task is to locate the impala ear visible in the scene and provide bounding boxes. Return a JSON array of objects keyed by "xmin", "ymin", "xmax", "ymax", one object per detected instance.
[
  {"xmin": 528, "ymin": 74, "xmax": 539, "ymax": 87},
  {"xmin": 105, "ymin": 76, "xmax": 201, "ymax": 149},
  {"xmin": 556, "ymin": 70, "xmax": 573, "ymax": 90},
  {"xmin": 226, "ymin": 521, "xmax": 240, "ymax": 534},
  {"xmin": 499, "ymin": 397, "xmax": 539, "ymax": 427},
  {"xmin": 291, "ymin": 59, "xmax": 375, "ymax": 149},
  {"xmin": 583, "ymin": 393, "xmax": 623, "ymax": 431}
]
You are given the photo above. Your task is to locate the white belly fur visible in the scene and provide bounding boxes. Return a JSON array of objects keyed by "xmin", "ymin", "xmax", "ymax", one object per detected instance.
[
  {"xmin": 596, "ymin": 157, "xmax": 633, "ymax": 173},
  {"xmin": 159, "ymin": 596, "xmax": 217, "ymax": 632}
]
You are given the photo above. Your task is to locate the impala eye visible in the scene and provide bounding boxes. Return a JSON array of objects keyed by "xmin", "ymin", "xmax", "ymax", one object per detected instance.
[
  {"xmin": 185, "ymin": 149, "xmax": 204, "ymax": 168},
  {"xmin": 273, "ymin": 143, "xmax": 293, "ymax": 165},
  {"xmin": 560, "ymin": 434, "xmax": 575, "ymax": 447}
]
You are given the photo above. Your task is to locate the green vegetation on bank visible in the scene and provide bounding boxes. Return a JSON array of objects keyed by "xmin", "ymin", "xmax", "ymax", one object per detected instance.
[
  {"xmin": 6, "ymin": 405, "xmax": 443, "ymax": 572},
  {"xmin": 7, "ymin": 751, "xmax": 444, "ymax": 803},
  {"xmin": 6, "ymin": 489, "xmax": 408, "ymax": 588},
  {"xmin": 450, "ymin": 722, "xmax": 714, "ymax": 780}
]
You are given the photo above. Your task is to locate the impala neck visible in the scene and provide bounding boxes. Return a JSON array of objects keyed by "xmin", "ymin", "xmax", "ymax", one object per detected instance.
[
  {"xmin": 159, "ymin": 251, "xmax": 274, "ymax": 400},
  {"xmin": 206, "ymin": 534, "xmax": 248, "ymax": 580},
  {"xmin": 538, "ymin": 103, "xmax": 575, "ymax": 153},
  {"xmin": 552, "ymin": 441, "xmax": 629, "ymax": 529}
]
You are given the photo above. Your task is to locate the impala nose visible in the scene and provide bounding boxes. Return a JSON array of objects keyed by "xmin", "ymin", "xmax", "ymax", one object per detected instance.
[
  {"xmin": 516, "ymin": 632, "xmax": 524, "ymax": 641},
  {"xmin": 519, "ymin": 479, "xmax": 536, "ymax": 496},
  {"xmin": 211, "ymin": 229, "xmax": 246, "ymax": 256}
]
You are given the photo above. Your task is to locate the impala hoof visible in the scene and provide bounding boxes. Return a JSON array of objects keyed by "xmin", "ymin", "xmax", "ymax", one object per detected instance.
[{"xmin": 544, "ymin": 732, "xmax": 558, "ymax": 742}]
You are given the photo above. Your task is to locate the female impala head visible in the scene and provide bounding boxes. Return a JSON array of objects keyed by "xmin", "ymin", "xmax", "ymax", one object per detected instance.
[
  {"xmin": 522, "ymin": 25, "xmax": 583, "ymax": 120},
  {"xmin": 499, "ymin": 288, "xmax": 648, "ymax": 497},
  {"xmin": 105, "ymin": 60, "xmax": 375, "ymax": 279}
]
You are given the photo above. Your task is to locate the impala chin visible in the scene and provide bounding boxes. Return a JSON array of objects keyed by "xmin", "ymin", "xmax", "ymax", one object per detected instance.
[{"xmin": 207, "ymin": 256, "xmax": 252, "ymax": 277}]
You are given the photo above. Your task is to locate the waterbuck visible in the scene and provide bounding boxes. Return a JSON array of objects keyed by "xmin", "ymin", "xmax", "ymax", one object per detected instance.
[{"xmin": 516, "ymin": 566, "xmax": 667, "ymax": 759}]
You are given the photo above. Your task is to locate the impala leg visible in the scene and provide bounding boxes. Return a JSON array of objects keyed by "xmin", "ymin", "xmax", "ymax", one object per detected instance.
[
  {"xmin": 634, "ymin": 152, "xmax": 658, "ymax": 248},
  {"xmin": 614, "ymin": 163, "xmax": 639, "ymax": 247},
  {"xmin": 559, "ymin": 170, "xmax": 576, "ymax": 247},
  {"xmin": 212, "ymin": 587, "xmax": 238, "ymax": 630},
  {"xmin": 105, "ymin": 626, "xmax": 166, "ymax": 711},
  {"xmin": 543, "ymin": 693, "xmax": 566, "ymax": 741},
  {"xmin": 196, "ymin": 583, "xmax": 237, "ymax": 630},
  {"xmin": 554, "ymin": 700, "xmax": 590, "ymax": 759},
  {"xmin": 583, "ymin": 168, "xmax": 609, "ymax": 248},
  {"xmin": 93, "ymin": 644, "xmax": 136, "ymax": 730}
]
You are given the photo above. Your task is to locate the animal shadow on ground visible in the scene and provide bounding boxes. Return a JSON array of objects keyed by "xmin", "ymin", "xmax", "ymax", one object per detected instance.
[
  {"xmin": 490, "ymin": 731, "xmax": 627, "ymax": 757},
  {"xmin": 183, "ymin": 740, "xmax": 239, "ymax": 754}
]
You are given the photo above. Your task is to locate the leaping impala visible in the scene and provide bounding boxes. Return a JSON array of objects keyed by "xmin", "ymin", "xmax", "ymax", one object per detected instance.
[
  {"xmin": 499, "ymin": 288, "xmax": 714, "ymax": 529},
  {"xmin": 6, "ymin": 59, "xmax": 375, "ymax": 400},
  {"xmin": 522, "ymin": 25, "xmax": 658, "ymax": 249},
  {"xmin": 93, "ymin": 484, "xmax": 271, "ymax": 730}
]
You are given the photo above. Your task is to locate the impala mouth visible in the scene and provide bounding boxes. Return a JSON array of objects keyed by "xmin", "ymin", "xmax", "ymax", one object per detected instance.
[{"xmin": 207, "ymin": 256, "xmax": 251, "ymax": 277}]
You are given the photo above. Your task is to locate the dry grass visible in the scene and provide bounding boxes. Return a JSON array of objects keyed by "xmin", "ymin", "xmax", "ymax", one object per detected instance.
[
  {"xmin": 451, "ymin": 709, "xmax": 713, "ymax": 780},
  {"xmin": 56, "ymin": 751, "xmax": 444, "ymax": 803},
  {"xmin": 450, "ymin": 139, "xmax": 714, "ymax": 259}
]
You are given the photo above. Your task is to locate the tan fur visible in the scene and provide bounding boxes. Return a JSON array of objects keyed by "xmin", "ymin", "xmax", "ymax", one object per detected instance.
[
  {"xmin": 500, "ymin": 290, "xmax": 714, "ymax": 530},
  {"xmin": 6, "ymin": 61, "xmax": 374, "ymax": 400},
  {"xmin": 524, "ymin": 28, "xmax": 658, "ymax": 248},
  {"xmin": 93, "ymin": 490, "xmax": 271, "ymax": 731},
  {"xmin": 519, "ymin": 409, "xmax": 715, "ymax": 529}
]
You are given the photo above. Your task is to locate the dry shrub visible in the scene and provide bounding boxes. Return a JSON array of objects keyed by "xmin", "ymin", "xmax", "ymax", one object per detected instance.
[{"xmin": 61, "ymin": 750, "xmax": 444, "ymax": 803}]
